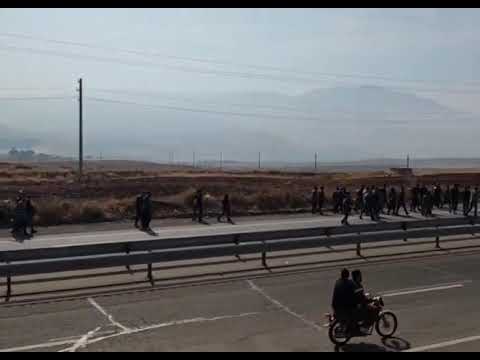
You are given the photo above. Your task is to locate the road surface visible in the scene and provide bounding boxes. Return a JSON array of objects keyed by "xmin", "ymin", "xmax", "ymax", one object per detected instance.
[
  {"xmin": 0, "ymin": 209, "xmax": 479, "ymax": 352},
  {"xmin": 1, "ymin": 248, "xmax": 480, "ymax": 352},
  {"xmin": 0, "ymin": 210, "xmax": 459, "ymax": 251}
]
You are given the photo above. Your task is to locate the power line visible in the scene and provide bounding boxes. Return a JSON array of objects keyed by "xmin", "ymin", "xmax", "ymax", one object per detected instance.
[
  {"xmin": 0, "ymin": 44, "xmax": 331, "ymax": 85},
  {"xmin": 84, "ymin": 95, "xmax": 469, "ymax": 125},
  {"xmin": 0, "ymin": 96, "xmax": 74, "ymax": 101},
  {"xmin": 2, "ymin": 31, "xmax": 480, "ymax": 88},
  {"xmin": 87, "ymin": 88, "xmax": 468, "ymax": 119},
  {"xmin": 0, "ymin": 45, "xmax": 480, "ymax": 98},
  {"xmin": 2, "ymin": 42, "xmax": 480, "ymax": 94},
  {"xmin": 84, "ymin": 96, "xmax": 324, "ymax": 121}
]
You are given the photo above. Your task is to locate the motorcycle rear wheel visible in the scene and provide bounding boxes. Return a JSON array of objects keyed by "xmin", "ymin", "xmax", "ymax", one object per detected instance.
[{"xmin": 328, "ymin": 320, "xmax": 351, "ymax": 346}]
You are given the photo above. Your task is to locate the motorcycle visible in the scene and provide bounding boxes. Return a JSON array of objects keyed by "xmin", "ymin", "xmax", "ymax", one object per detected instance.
[{"xmin": 325, "ymin": 294, "xmax": 398, "ymax": 346}]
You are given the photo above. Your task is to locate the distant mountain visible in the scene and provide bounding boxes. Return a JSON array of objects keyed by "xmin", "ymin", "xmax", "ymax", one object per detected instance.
[{"xmin": 0, "ymin": 86, "xmax": 477, "ymax": 162}]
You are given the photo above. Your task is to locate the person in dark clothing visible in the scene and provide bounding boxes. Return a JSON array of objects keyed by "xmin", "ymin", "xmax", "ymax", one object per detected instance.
[
  {"xmin": 422, "ymin": 190, "xmax": 434, "ymax": 217},
  {"xmin": 387, "ymin": 188, "xmax": 397, "ymax": 215},
  {"xmin": 351, "ymin": 270, "xmax": 376, "ymax": 330},
  {"xmin": 364, "ymin": 187, "xmax": 377, "ymax": 221},
  {"xmin": 337, "ymin": 187, "xmax": 346, "ymax": 215},
  {"xmin": 141, "ymin": 192, "xmax": 153, "ymax": 230},
  {"xmin": 192, "ymin": 189, "xmax": 204, "ymax": 223},
  {"xmin": 463, "ymin": 186, "xmax": 472, "ymax": 216},
  {"xmin": 451, "ymin": 184, "xmax": 460, "ymax": 215},
  {"xmin": 379, "ymin": 185, "xmax": 387, "ymax": 214},
  {"xmin": 311, "ymin": 186, "xmax": 319, "ymax": 214},
  {"xmin": 318, "ymin": 186, "xmax": 326, "ymax": 215},
  {"xmin": 332, "ymin": 188, "xmax": 340, "ymax": 214},
  {"xmin": 372, "ymin": 187, "xmax": 381, "ymax": 221},
  {"xmin": 359, "ymin": 186, "xmax": 370, "ymax": 220},
  {"xmin": 332, "ymin": 268, "xmax": 355, "ymax": 330},
  {"xmin": 470, "ymin": 186, "xmax": 479, "ymax": 217},
  {"xmin": 433, "ymin": 184, "xmax": 443, "ymax": 209},
  {"xmin": 341, "ymin": 192, "xmax": 353, "ymax": 225},
  {"xmin": 11, "ymin": 196, "xmax": 28, "ymax": 236},
  {"xmin": 218, "ymin": 194, "xmax": 233, "ymax": 224},
  {"xmin": 410, "ymin": 186, "xmax": 417, "ymax": 212},
  {"xmin": 355, "ymin": 186, "xmax": 364, "ymax": 213},
  {"xmin": 396, "ymin": 185, "xmax": 409, "ymax": 216},
  {"xmin": 134, "ymin": 193, "xmax": 144, "ymax": 228},
  {"xmin": 25, "ymin": 196, "xmax": 37, "ymax": 235},
  {"xmin": 444, "ymin": 185, "xmax": 452, "ymax": 212}
]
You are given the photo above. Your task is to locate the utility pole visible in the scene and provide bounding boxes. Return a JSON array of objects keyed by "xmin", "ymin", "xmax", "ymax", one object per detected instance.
[
  {"xmin": 315, "ymin": 152, "xmax": 318, "ymax": 171},
  {"xmin": 220, "ymin": 152, "xmax": 223, "ymax": 170},
  {"xmin": 407, "ymin": 154, "xmax": 410, "ymax": 169},
  {"xmin": 77, "ymin": 78, "xmax": 83, "ymax": 176},
  {"xmin": 193, "ymin": 151, "xmax": 196, "ymax": 168},
  {"xmin": 258, "ymin": 152, "xmax": 261, "ymax": 170}
]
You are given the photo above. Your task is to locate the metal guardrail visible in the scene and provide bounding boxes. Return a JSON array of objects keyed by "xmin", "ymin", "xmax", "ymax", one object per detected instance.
[{"xmin": 0, "ymin": 216, "xmax": 479, "ymax": 301}]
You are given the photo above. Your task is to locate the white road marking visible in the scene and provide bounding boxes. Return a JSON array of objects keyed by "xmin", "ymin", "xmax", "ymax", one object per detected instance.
[
  {"xmin": 59, "ymin": 311, "xmax": 261, "ymax": 352},
  {"xmin": 0, "ymin": 312, "xmax": 260, "ymax": 353},
  {"xmin": 381, "ymin": 281, "xmax": 469, "ymax": 298},
  {"xmin": 59, "ymin": 327, "xmax": 102, "ymax": 353},
  {"xmin": 246, "ymin": 279, "xmax": 324, "ymax": 332},
  {"xmin": 87, "ymin": 297, "xmax": 131, "ymax": 332},
  {"xmin": 0, "ymin": 340, "xmax": 78, "ymax": 353},
  {"xmin": 404, "ymin": 334, "xmax": 480, "ymax": 352}
]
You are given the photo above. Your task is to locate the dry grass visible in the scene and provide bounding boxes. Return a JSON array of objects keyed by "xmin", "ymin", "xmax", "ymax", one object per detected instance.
[{"xmin": 1, "ymin": 161, "xmax": 480, "ymax": 227}]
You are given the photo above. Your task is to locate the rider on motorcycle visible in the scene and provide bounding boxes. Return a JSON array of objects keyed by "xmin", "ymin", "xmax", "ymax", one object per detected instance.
[{"xmin": 331, "ymin": 268, "xmax": 355, "ymax": 331}]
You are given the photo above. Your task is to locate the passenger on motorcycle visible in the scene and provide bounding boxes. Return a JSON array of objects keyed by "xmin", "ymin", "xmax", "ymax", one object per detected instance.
[{"xmin": 351, "ymin": 270, "xmax": 376, "ymax": 331}]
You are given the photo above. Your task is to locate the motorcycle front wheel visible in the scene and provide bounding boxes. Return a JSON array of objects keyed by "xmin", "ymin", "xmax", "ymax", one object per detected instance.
[
  {"xmin": 375, "ymin": 311, "xmax": 398, "ymax": 338},
  {"xmin": 328, "ymin": 320, "xmax": 351, "ymax": 346}
]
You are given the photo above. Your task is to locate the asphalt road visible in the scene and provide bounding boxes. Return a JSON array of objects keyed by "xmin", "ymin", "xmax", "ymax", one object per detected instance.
[
  {"xmin": 1, "ymin": 246, "xmax": 480, "ymax": 352},
  {"xmin": 0, "ymin": 209, "xmax": 459, "ymax": 251},
  {"xmin": 0, "ymin": 209, "xmax": 478, "ymax": 352}
]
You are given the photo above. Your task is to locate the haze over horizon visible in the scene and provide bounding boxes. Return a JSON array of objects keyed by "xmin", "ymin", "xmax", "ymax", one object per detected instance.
[{"xmin": 1, "ymin": 8, "xmax": 480, "ymax": 163}]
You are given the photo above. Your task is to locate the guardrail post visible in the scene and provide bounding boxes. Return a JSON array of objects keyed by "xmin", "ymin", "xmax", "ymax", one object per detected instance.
[
  {"xmin": 262, "ymin": 241, "xmax": 268, "ymax": 268},
  {"xmin": 147, "ymin": 263, "xmax": 154, "ymax": 286},
  {"xmin": 125, "ymin": 244, "xmax": 131, "ymax": 272},
  {"xmin": 234, "ymin": 235, "xmax": 240, "ymax": 260},
  {"xmin": 402, "ymin": 222, "xmax": 408, "ymax": 242},
  {"xmin": 356, "ymin": 240, "xmax": 361, "ymax": 257},
  {"xmin": 6, "ymin": 276, "xmax": 11, "ymax": 302}
]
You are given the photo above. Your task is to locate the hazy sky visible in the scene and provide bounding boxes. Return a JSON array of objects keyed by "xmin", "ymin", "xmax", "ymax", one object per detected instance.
[
  {"xmin": 1, "ymin": 8, "xmax": 480, "ymax": 161},
  {"xmin": 1, "ymin": 9, "xmax": 479, "ymax": 102}
]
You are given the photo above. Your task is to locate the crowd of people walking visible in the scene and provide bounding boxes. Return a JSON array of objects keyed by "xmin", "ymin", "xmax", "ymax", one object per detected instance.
[
  {"xmin": 311, "ymin": 183, "xmax": 480, "ymax": 226},
  {"xmin": 7, "ymin": 182, "xmax": 480, "ymax": 237}
]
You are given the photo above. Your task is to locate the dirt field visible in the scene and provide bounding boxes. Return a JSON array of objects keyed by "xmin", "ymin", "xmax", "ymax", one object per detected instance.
[{"xmin": 1, "ymin": 160, "xmax": 480, "ymax": 227}]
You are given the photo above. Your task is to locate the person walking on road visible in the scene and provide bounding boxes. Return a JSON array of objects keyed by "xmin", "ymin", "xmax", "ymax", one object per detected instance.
[
  {"xmin": 341, "ymin": 191, "xmax": 353, "ymax": 225},
  {"xmin": 25, "ymin": 196, "xmax": 37, "ymax": 236},
  {"xmin": 463, "ymin": 185, "xmax": 472, "ymax": 216},
  {"xmin": 469, "ymin": 186, "xmax": 479, "ymax": 217},
  {"xmin": 192, "ymin": 189, "xmax": 204, "ymax": 223},
  {"xmin": 134, "ymin": 193, "xmax": 144, "ymax": 228},
  {"xmin": 141, "ymin": 192, "xmax": 153, "ymax": 230},
  {"xmin": 451, "ymin": 184, "xmax": 460, "ymax": 214},
  {"xmin": 318, "ymin": 186, "xmax": 326, "ymax": 215},
  {"xmin": 396, "ymin": 185, "xmax": 409, "ymax": 216},
  {"xmin": 387, "ymin": 187, "xmax": 397, "ymax": 215},
  {"xmin": 311, "ymin": 186, "xmax": 319, "ymax": 214},
  {"xmin": 11, "ymin": 192, "xmax": 28, "ymax": 237},
  {"xmin": 359, "ymin": 186, "xmax": 370, "ymax": 220},
  {"xmin": 444, "ymin": 185, "xmax": 452, "ymax": 212},
  {"xmin": 218, "ymin": 194, "xmax": 234, "ymax": 224}
]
